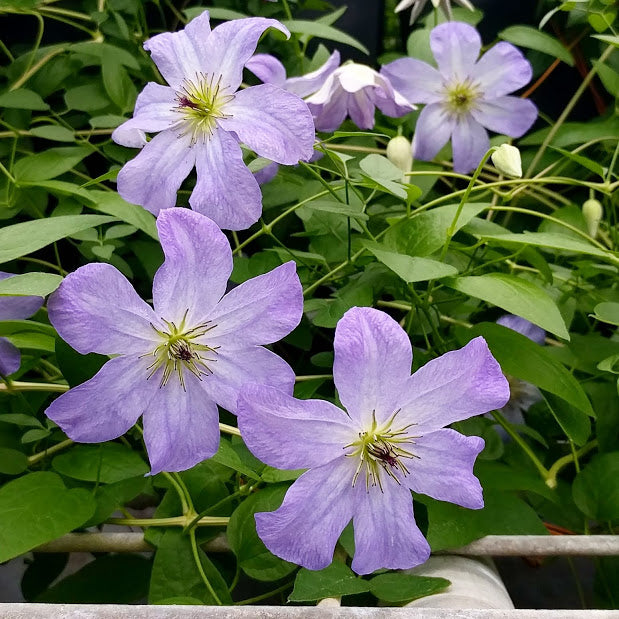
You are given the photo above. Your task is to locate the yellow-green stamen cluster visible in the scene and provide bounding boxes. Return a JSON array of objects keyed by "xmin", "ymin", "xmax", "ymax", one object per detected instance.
[
  {"xmin": 444, "ymin": 79, "xmax": 481, "ymax": 116},
  {"xmin": 174, "ymin": 73, "xmax": 235, "ymax": 143},
  {"xmin": 345, "ymin": 409, "xmax": 419, "ymax": 491},
  {"xmin": 145, "ymin": 310, "xmax": 218, "ymax": 390}
]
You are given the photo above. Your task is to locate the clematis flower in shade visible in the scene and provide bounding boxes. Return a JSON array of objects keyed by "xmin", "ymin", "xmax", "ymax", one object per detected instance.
[
  {"xmin": 0, "ymin": 273, "xmax": 44, "ymax": 376},
  {"xmin": 237, "ymin": 307, "xmax": 509, "ymax": 574},
  {"xmin": 381, "ymin": 22, "xmax": 537, "ymax": 174},
  {"xmin": 112, "ymin": 11, "xmax": 315, "ymax": 231},
  {"xmin": 304, "ymin": 63, "xmax": 415, "ymax": 132},
  {"xmin": 495, "ymin": 314, "xmax": 544, "ymax": 425},
  {"xmin": 395, "ymin": 0, "xmax": 475, "ymax": 25},
  {"xmin": 45, "ymin": 209, "xmax": 302, "ymax": 474}
]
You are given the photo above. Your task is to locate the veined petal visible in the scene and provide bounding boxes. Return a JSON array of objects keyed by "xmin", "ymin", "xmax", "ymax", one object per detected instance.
[
  {"xmin": 333, "ymin": 307, "xmax": 412, "ymax": 426},
  {"xmin": 451, "ymin": 114, "xmax": 489, "ymax": 173},
  {"xmin": 430, "ymin": 21, "xmax": 481, "ymax": 81},
  {"xmin": 496, "ymin": 314, "xmax": 545, "ymax": 345},
  {"xmin": 472, "ymin": 42, "xmax": 532, "ymax": 98},
  {"xmin": 351, "ymin": 481, "xmax": 430, "ymax": 575},
  {"xmin": 472, "ymin": 96, "xmax": 537, "ymax": 138},
  {"xmin": 245, "ymin": 53, "xmax": 287, "ymax": 87},
  {"xmin": 152, "ymin": 208, "xmax": 232, "ymax": 326},
  {"xmin": 397, "ymin": 336, "xmax": 510, "ymax": 434},
  {"xmin": 219, "ymin": 84, "xmax": 315, "ymax": 164},
  {"xmin": 0, "ymin": 337, "xmax": 20, "ymax": 376},
  {"xmin": 285, "ymin": 50, "xmax": 341, "ymax": 98},
  {"xmin": 190, "ymin": 129, "xmax": 262, "ymax": 231},
  {"xmin": 237, "ymin": 384, "xmax": 354, "ymax": 470},
  {"xmin": 307, "ymin": 86, "xmax": 349, "ymax": 133},
  {"xmin": 412, "ymin": 103, "xmax": 454, "ymax": 162},
  {"xmin": 404, "ymin": 428, "xmax": 484, "ymax": 508},
  {"xmin": 48, "ymin": 263, "xmax": 158, "ymax": 356},
  {"xmin": 207, "ymin": 261, "xmax": 302, "ymax": 348},
  {"xmin": 44, "ymin": 356, "xmax": 155, "ymax": 442},
  {"xmin": 255, "ymin": 460, "xmax": 356, "ymax": 571},
  {"xmin": 199, "ymin": 346, "xmax": 295, "ymax": 414},
  {"xmin": 0, "ymin": 272, "xmax": 43, "ymax": 320},
  {"xmin": 347, "ymin": 89, "xmax": 376, "ymax": 130},
  {"xmin": 112, "ymin": 83, "xmax": 178, "ymax": 147},
  {"xmin": 116, "ymin": 130, "xmax": 195, "ymax": 216},
  {"xmin": 143, "ymin": 371, "xmax": 220, "ymax": 474},
  {"xmin": 203, "ymin": 18, "xmax": 290, "ymax": 92},
  {"xmin": 381, "ymin": 58, "xmax": 443, "ymax": 105}
]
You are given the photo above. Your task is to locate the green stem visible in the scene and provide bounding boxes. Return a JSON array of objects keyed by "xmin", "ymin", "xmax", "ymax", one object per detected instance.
[
  {"xmin": 0, "ymin": 160, "xmax": 16, "ymax": 184},
  {"xmin": 295, "ymin": 374, "xmax": 332, "ymax": 382},
  {"xmin": 161, "ymin": 471, "xmax": 190, "ymax": 515},
  {"xmin": 236, "ymin": 582, "xmax": 293, "ymax": 606},
  {"xmin": 0, "ymin": 381, "xmax": 68, "ymax": 393},
  {"xmin": 27, "ymin": 438, "xmax": 73, "ymax": 465},
  {"xmin": 185, "ymin": 491, "xmax": 242, "ymax": 531},
  {"xmin": 545, "ymin": 440, "xmax": 597, "ymax": 489},
  {"xmin": 189, "ymin": 529, "xmax": 223, "ymax": 605},
  {"xmin": 219, "ymin": 422, "xmax": 241, "ymax": 437},
  {"xmin": 10, "ymin": 47, "xmax": 64, "ymax": 90},
  {"xmin": 106, "ymin": 516, "xmax": 229, "ymax": 527}
]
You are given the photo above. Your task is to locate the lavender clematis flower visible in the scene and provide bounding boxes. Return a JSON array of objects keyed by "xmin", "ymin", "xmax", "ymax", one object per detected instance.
[
  {"xmin": 395, "ymin": 0, "xmax": 475, "ymax": 25},
  {"xmin": 304, "ymin": 63, "xmax": 415, "ymax": 132},
  {"xmin": 112, "ymin": 11, "xmax": 315, "ymax": 231},
  {"xmin": 237, "ymin": 307, "xmax": 509, "ymax": 574},
  {"xmin": 45, "ymin": 209, "xmax": 302, "ymax": 474},
  {"xmin": 382, "ymin": 22, "xmax": 537, "ymax": 173},
  {"xmin": 496, "ymin": 314, "xmax": 545, "ymax": 424},
  {"xmin": 0, "ymin": 272, "xmax": 44, "ymax": 376}
]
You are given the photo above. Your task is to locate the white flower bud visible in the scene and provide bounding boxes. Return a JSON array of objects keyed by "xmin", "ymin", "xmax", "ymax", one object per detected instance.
[
  {"xmin": 386, "ymin": 136, "xmax": 412, "ymax": 179},
  {"xmin": 582, "ymin": 198, "xmax": 603, "ymax": 238},
  {"xmin": 491, "ymin": 144, "xmax": 522, "ymax": 178}
]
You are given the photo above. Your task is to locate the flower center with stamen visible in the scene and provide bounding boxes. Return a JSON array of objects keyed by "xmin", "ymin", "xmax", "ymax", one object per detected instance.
[
  {"xmin": 345, "ymin": 409, "xmax": 419, "ymax": 491},
  {"xmin": 174, "ymin": 73, "xmax": 235, "ymax": 143},
  {"xmin": 145, "ymin": 309, "xmax": 218, "ymax": 389},
  {"xmin": 444, "ymin": 79, "xmax": 480, "ymax": 116}
]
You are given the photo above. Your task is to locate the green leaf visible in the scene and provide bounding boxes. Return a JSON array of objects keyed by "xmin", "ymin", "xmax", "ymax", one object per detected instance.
[
  {"xmin": 52, "ymin": 443, "xmax": 149, "ymax": 483},
  {"xmin": 499, "ymin": 26, "xmax": 574, "ymax": 66},
  {"xmin": 446, "ymin": 274, "xmax": 569, "ymax": 340},
  {"xmin": 83, "ymin": 476, "xmax": 148, "ymax": 527},
  {"xmin": 6, "ymin": 331, "xmax": 55, "ymax": 352},
  {"xmin": 542, "ymin": 391, "xmax": 591, "ymax": 446},
  {"xmin": 64, "ymin": 84, "xmax": 110, "ymax": 112},
  {"xmin": 288, "ymin": 562, "xmax": 370, "ymax": 602},
  {"xmin": 593, "ymin": 302, "xmax": 619, "ymax": 326},
  {"xmin": 363, "ymin": 241, "xmax": 457, "ymax": 283},
  {"xmin": 368, "ymin": 573, "xmax": 450, "ymax": 603},
  {"xmin": 0, "ymin": 88, "xmax": 49, "ymax": 110},
  {"xmin": 37, "ymin": 555, "xmax": 151, "ymax": 603},
  {"xmin": 19, "ymin": 180, "xmax": 95, "ymax": 203},
  {"xmin": 549, "ymin": 146, "xmax": 606, "ymax": 177},
  {"xmin": 520, "ymin": 116, "xmax": 619, "ymax": 147},
  {"xmin": 102, "ymin": 51, "xmax": 136, "ymax": 112},
  {"xmin": 359, "ymin": 154, "xmax": 408, "ymax": 200},
  {"xmin": 467, "ymin": 323, "xmax": 595, "ymax": 418},
  {"xmin": 212, "ymin": 438, "xmax": 263, "ymax": 480},
  {"xmin": 0, "ymin": 272, "xmax": 62, "ymax": 297},
  {"xmin": 88, "ymin": 191, "xmax": 158, "ymax": 240},
  {"xmin": 149, "ymin": 529, "xmax": 232, "ymax": 605},
  {"xmin": 572, "ymin": 452, "xmax": 619, "ymax": 521},
  {"xmin": 29, "ymin": 125, "xmax": 75, "ymax": 142},
  {"xmin": 302, "ymin": 199, "xmax": 368, "ymax": 222},
  {"xmin": 422, "ymin": 489, "xmax": 548, "ymax": 551},
  {"xmin": 281, "ymin": 20, "xmax": 370, "ymax": 55},
  {"xmin": 0, "ymin": 215, "xmax": 117, "ymax": 264},
  {"xmin": 13, "ymin": 146, "xmax": 92, "ymax": 183},
  {"xmin": 55, "ymin": 337, "xmax": 107, "ymax": 388},
  {"xmin": 185, "ymin": 7, "xmax": 248, "ymax": 21},
  {"xmin": 0, "ymin": 472, "xmax": 95, "ymax": 563},
  {"xmin": 0, "ymin": 448, "xmax": 28, "ymax": 475},
  {"xmin": 227, "ymin": 485, "xmax": 297, "ymax": 581},
  {"xmin": 69, "ymin": 42, "xmax": 140, "ymax": 70}
]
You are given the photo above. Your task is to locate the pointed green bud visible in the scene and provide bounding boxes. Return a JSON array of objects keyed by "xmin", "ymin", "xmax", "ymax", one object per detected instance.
[
  {"xmin": 386, "ymin": 136, "xmax": 412, "ymax": 180},
  {"xmin": 491, "ymin": 144, "xmax": 522, "ymax": 178},
  {"xmin": 582, "ymin": 198, "xmax": 603, "ymax": 238}
]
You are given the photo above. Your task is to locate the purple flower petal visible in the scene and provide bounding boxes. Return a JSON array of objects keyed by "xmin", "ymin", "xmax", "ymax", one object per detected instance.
[
  {"xmin": 285, "ymin": 50, "xmax": 341, "ymax": 98},
  {"xmin": 496, "ymin": 314, "xmax": 546, "ymax": 345},
  {"xmin": 207, "ymin": 261, "xmax": 302, "ymax": 348},
  {"xmin": 190, "ymin": 129, "xmax": 262, "ymax": 231},
  {"xmin": 0, "ymin": 272, "xmax": 44, "ymax": 320},
  {"xmin": 381, "ymin": 58, "xmax": 443, "ymax": 105},
  {"xmin": 397, "ymin": 336, "xmax": 510, "ymax": 434},
  {"xmin": 143, "ymin": 10, "xmax": 211, "ymax": 89},
  {"xmin": 200, "ymin": 345, "xmax": 296, "ymax": 414},
  {"xmin": 471, "ymin": 42, "xmax": 533, "ymax": 98},
  {"xmin": 404, "ymin": 429, "xmax": 484, "ymax": 508},
  {"xmin": 351, "ymin": 482, "xmax": 430, "ymax": 574},
  {"xmin": 412, "ymin": 103, "xmax": 455, "ymax": 162},
  {"xmin": 472, "ymin": 96, "xmax": 537, "ymax": 138},
  {"xmin": 0, "ymin": 337, "xmax": 20, "ymax": 376},
  {"xmin": 45, "ymin": 356, "xmax": 155, "ymax": 442},
  {"xmin": 152, "ymin": 208, "xmax": 232, "ymax": 326},
  {"xmin": 430, "ymin": 22, "xmax": 481, "ymax": 80},
  {"xmin": 143, "ymin": 371, "xmax": 221, "ymax": 474},
  {"xmin": 451, "ymin": 114, "xmax": 489, "ymax": 173},
  {"xmin": 116, "ymin": 130, "xmax": 195, "ymax": 216},
  {"xmin": 218, "ymin": 84, "xmax": 315, "ymax": 164},
  {"xmin": 255, "ymin": 459, "xmax": 356, "ymax": 570},
  {"xmin": 348, "ymin": 90, "xmax": 376, "ymax": 130},
  {"xmin": 307, "ymin": 86, "xmax": 349, "ymax": 132},
  {"xmin": 245, "ymin": 53, "xmax": 287, "ymax": 87},
  {"xmin": 253, "ymin": 161, "xmax": 279, "ymax": 185},
  {"xmin": 203, "ymin": 18, "xmax": 290, "ymax": 92},
  {"xmin": 112, "ymin": 83, "xmax": 177, "ymax": 148},
  {"xmin": 333, "ymin": 307, "xmax": 412, "ymax": 425},
  {"xmin": 237, "ymin": 384, "xmax": 354, "ymax": 469},
  {"xmin": 48, "ymin": 263, "xmax": 157, "ymax": 356}
]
